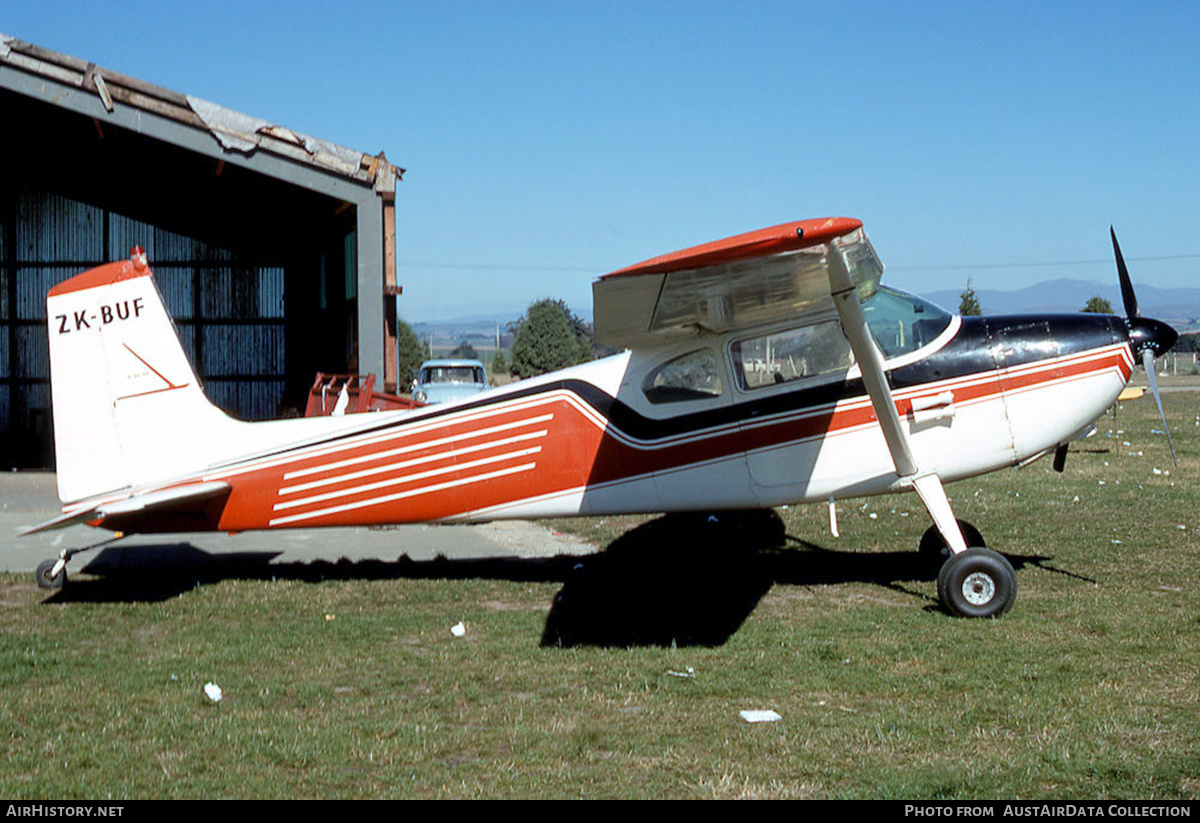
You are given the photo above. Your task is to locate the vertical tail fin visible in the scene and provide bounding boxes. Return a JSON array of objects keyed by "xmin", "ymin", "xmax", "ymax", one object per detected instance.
[{"xmin": 47, "ymin": 248, "xmax": 237, "ymax": 503}]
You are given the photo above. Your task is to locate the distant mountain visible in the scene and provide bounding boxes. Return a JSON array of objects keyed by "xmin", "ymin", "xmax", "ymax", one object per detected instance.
[
  {"xmin": 408, "ymin": 279, "xmax": 1200, "ymax": 342},
  {"xmin": 409, "ymin": 306, "xmax": 593, "ymax": 343},
  {"xmin": 923, "ymin": 279, "xmax": 1200, "ymax": 331}
]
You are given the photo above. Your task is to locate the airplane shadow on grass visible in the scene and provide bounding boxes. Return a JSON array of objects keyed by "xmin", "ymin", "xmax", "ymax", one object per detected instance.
[{"xmin": 46, "ymin": 511, "xmax": 1059, "ymax": 647}]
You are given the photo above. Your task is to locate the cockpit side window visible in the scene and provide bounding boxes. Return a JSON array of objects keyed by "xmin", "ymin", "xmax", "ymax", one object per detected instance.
[
  {"xmin": 642, "ymin": 348, "xmax": 724, "ymax": 404},
  {"xmin": 731, "ymin": 320, "xmax": 853, "ymax": 390},
  {"xmin": 861, "ymin": 286, "xmax": 952, "ymax": 359}
]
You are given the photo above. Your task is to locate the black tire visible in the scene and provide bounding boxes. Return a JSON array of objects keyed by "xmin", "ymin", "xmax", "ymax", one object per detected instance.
[
  {"xmin": 35, "ymin": 559, "xmax": 65, "ymax": 590},
  {"xmin": 937, "ymin": 548, "xmax": 1016, "ymax": 618},
  {"xmin": 919, "ymin": 519, "xmax": 985, "ymax": 564}
]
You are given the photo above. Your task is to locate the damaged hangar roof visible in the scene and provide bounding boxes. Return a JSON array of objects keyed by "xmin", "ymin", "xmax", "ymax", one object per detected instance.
[{"xmin": 0, "ymin": 32, "xmax": 402, "ymax": 195}]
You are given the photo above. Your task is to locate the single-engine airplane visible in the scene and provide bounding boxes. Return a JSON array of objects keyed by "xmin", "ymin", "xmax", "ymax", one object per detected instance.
[{"xmin": 25, "ymin": 218, "xmax": 1178, "ymax": 617}]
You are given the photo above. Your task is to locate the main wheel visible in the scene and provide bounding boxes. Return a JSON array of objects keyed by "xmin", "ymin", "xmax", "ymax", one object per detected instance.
[
  {"xmin": 35, "ymin": 559, "xmax": 66, "ymax": 590},
  {"xmin": 937, "ymin": 548, "xmax": 1016, "ymax": 618},
  {"xmin": 919, "ymin": 519, "xmax": 985, "ymax": 564}
]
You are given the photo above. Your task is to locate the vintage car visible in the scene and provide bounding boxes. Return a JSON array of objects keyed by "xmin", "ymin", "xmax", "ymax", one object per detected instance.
[{"xmin": 413, "ymin": 358, "xmax": 490, "ymax": 405}]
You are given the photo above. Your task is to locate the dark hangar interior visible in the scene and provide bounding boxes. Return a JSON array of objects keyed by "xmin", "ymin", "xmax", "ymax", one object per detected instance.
[{"xmin": 0, "ymin": 34, "xmax": 404, "ymax": 468}]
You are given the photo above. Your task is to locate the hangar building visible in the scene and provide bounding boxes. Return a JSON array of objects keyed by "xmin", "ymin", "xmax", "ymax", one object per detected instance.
[{"xmin": 0, "ymin": 34, "xmax": 404, "ymax": 468}]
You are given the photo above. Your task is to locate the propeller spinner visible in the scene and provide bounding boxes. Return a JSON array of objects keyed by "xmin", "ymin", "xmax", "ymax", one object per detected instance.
[{"xmin": 1111, "ymin": 227, "xmax": 1179, "ymax": 464}]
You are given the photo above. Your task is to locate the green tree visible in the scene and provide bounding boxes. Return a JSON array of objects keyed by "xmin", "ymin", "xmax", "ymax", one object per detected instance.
[
  {"xmin": 509, "ymin": 299, "xmax": 594, "ymax": 378},
  {"xmin": 450, "ymin": 340, "xmax": 479, "ymax": 359},
  {"xmin": 1082, "ymin": 295, "xmax": 1115, "ymax": 314},
  {"xmin": 491, "ymin": 347, "xmax": 509, "ymax": 376},
  {"xmin": 959, "ymin": 279, "xmax": 982, "ymax": 316},
  {"xmin": 397, "ymin": 318, "xmax": 430, "ymax": 389}
]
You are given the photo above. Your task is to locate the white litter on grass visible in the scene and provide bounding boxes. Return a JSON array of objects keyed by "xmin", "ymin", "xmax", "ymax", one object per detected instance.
[
  {"xmin": 667, "ymin": 667, "xmax": 696, "ymax": 679},
  {"xmin": 740, "ymin": 710, "xmax": 782, "ymax": 724},
  {"xmin": 203, "ymin": 682, "xmax": 222, "ymax": 703},
  {"xmin": 450, "ymin": 621, "xmax": 466, "ymax": 637}
]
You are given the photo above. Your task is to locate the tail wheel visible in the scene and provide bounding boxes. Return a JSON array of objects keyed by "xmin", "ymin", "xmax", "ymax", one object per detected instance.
[
  {"xmin": 937, "ymin": 548, "xmax": 1016, "ymax": 618},
  {"xmin": 35, "ymin": 559, "xmax": 66, "ymax": 590}
]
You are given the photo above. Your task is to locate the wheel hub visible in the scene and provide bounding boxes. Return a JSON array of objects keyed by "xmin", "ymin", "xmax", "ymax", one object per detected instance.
[{"xmin": 961, "ymin": 571, "xmax": 996, "ymax": 606}]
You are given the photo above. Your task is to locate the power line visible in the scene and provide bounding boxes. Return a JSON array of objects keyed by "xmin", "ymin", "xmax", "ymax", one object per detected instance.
[
  {"xmin": 889, "ymin": 253, "xmax": 1200, "ymax": 274},
  {"xmin": 401, "ymin": 260, "xmax": 599, "ymax": 273},
  {"xmin": 402, "ymin": 252, "xmax": 1200, "ymax": 276}
]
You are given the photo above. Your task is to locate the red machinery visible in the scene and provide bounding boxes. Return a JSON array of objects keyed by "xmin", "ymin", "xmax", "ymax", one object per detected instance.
[{"xmin": 304, "ymin": 373, "xmax": 422, "ymax": 417}]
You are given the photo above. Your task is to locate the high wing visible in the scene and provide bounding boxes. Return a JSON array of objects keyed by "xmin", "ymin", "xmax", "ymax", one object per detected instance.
[
  {"xmin": 594, "ymin": 215, "xmax": 970, "ymax": 556},
  {"xmin": 592, "ymin": 217, "xmax": 882, "ymax": 348}
]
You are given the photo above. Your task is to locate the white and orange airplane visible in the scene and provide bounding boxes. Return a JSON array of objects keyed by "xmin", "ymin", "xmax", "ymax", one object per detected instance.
[{"xmin": 25, "ymin": 217, "xmax": 1178, "ymax": 618}]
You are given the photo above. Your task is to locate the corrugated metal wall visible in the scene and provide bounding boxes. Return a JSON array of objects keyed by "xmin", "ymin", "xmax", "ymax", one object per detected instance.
[{"xmin": 1, "ymin": 185, "xmax": 287, "ymax": 467}]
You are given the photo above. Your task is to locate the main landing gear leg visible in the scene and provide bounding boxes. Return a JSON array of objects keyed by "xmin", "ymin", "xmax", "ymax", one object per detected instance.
[
  {"xmin": 34, "ymin": 533, "xmax": 125, "ymax": 590},
  {"xmin": 828, "ymin": 247, "xmax": 1016, "ymax": 618},
  {"xmin": 910, "ymin": 475, "xmax": 1016, "ymax": 618},
  {"xmin": 911, "ymin": 473, "xmax": 968, "ymax": 556},
  {"xmin": 919, "ymin": 519, "xmax": 985, "ymax": 565}
]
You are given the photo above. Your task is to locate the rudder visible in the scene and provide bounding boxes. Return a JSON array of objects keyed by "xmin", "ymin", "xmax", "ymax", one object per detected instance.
[{"xmin": 47, "ymin": 248, "xmax": 237, "ymax": 503}]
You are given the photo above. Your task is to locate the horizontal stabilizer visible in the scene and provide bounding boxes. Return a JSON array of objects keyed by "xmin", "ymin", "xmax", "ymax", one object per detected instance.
[{"xmin": 21, "ymin": 481, "xmax": 231, "ymax": 535}]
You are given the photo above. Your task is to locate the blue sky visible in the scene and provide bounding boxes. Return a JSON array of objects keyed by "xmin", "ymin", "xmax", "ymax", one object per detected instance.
[{"xmin": 5, "ymin": 1, "xmax": 1198, "ymax": 320}]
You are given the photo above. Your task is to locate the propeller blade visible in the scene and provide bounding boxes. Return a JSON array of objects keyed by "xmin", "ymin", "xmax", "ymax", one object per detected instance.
[
  {"xmin": 1141, "ymin": 348, "xmax": 1177, "ymax": 466},
  {"xmin": 1111, "ymin": 227, "xmax": 1139, "ymax": 318}
]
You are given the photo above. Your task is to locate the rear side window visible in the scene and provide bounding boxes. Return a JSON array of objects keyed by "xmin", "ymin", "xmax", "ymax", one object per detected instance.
[
  {"xmin": 642, "ymin": 349, "xmax": 724, "ymax": 404},
  {"xmin": 731, "ymin": 320, "xmax": 853, "ymax": 390}
]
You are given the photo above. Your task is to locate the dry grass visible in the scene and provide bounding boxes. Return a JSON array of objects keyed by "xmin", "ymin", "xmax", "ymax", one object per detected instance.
[{"xmin": 0, "ymin": 393, "xmax": 1197, "ymax": 799}]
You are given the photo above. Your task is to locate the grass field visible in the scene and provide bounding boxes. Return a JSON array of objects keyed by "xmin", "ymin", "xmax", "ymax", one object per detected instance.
[{"xmin": 1, "ymin": 393, "xmax": 1197, "ymax": 799}]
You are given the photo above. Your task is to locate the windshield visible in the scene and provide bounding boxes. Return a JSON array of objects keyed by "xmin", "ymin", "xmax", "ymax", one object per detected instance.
[
  {"xmin": 862, "ymin": 286, "xmax": 952, "ymax": 359},
  {"xmin": 421, "ymin": 366, "xmax": 484, "ymax": 384}
]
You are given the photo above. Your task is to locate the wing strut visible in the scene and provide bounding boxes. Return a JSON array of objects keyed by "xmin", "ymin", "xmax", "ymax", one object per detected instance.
[{"xmin": 827, "ymin": 248, "xmax": 969, "ymax": 555}]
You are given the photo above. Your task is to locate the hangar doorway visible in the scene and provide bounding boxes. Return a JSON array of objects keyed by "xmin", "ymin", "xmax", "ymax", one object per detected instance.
[
  {"xmin": 1, "ymin": 182, "xmax": 358, "ymax": 468},
  {"xmin": 0, "ymin": 36, "xmax": 401, "ymax": 470}
]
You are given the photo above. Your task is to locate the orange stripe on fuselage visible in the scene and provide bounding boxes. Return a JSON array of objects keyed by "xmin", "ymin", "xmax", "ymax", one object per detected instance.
[{"xmin": 188, "ymin": 344, "xmax": 1133, "ymax": 530}]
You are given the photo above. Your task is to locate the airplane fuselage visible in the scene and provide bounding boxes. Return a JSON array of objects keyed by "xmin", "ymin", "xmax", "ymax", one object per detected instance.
[
  {"xmin": 92, "ymin": 310, "xmax": 1133, "ymax": 535},
  {"xmin": 35, "ymin": 222, "xmax": 1178, "ymax": 618}
]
